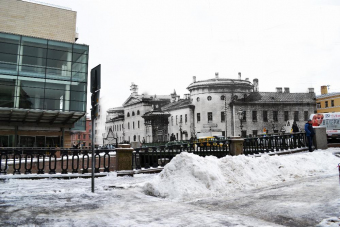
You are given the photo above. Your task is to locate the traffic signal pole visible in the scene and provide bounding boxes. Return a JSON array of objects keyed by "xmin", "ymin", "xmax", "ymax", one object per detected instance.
[{"xmin": 90, "ymin": 64, "xmax": 101, "ymax": 193}]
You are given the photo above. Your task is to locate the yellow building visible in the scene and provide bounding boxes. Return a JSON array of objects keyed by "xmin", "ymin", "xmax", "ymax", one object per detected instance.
[{"xmin": 316, "ymin": 86, "xmax": 340, "ymax": 113}]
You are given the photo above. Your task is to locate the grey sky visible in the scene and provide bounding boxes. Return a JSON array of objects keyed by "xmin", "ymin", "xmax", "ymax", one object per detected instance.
[{"xmin": 39, "ymin": 0, "xmax": 340, "ymax": 112}]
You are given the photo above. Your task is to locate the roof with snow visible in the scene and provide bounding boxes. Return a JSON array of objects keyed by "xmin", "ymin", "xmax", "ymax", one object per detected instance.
[
  {"xmin": 162, "ymin": 99, "xmax": 193, "ymax": 111},
  {"xmin": 316, "ymin": 92, "xmax": 340, "ymax": 99},
  {"xmin": 235, "ymin": 92, "xmax": 315, "ymax": 104}
]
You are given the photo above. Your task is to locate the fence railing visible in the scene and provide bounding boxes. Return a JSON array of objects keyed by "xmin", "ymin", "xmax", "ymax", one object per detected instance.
[
  {"xmin": 133, "ymin": 140, "xmax": 231, "ymax": 169},
  {"xmin": 243, "ymin": 133, "xmax": 306, "ymax": 155},
  {"xmin": 133, "ymin": 133, "xmax": 307, "ymax": 170},
  {"xmin": 0, "ymin": 148, "xmax": 115, "ymax": 175}
]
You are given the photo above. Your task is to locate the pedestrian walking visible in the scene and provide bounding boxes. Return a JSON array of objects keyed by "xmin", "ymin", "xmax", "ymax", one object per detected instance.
[
  {"xmin": 304, "ymin": 119, "xmax": 315, "ymax": 152},
  {"xmin": 292, "ymin": 121, "xmax": 299, "ymax": 133}
]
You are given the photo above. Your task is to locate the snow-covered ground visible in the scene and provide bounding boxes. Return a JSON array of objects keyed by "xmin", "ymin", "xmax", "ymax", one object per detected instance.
[{"xmin": 1, "ymin": 149, "xmax": 340, "ymax": 226}]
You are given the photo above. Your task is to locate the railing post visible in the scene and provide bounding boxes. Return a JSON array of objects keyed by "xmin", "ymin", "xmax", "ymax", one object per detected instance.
[
  {"xmin": 116, "ymin": 144, "xmax": 134, "ymax": 177},
  {"xmin": 230, "ymin": 137, "xmax": 244, "ymax": 156}
]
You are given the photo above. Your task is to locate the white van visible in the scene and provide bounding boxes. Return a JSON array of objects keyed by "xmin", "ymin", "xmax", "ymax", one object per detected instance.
[{"xmin": 309, "ymin": 113, "xmax": 340, "ymax": 139}]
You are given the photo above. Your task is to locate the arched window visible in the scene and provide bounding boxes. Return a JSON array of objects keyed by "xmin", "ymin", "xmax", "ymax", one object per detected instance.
[
  {"xmin": 132, "ymin": 111, "xmax": 135, "ymax": 116},
  {"xmin": 137, "ymin": 110, "xmax": 140, "ymax": 115},
  {"xmin": 134, "ymin": 135, "xmax": 136, "ymax": 142},
  {"xmin": 127, "ymin": 112, "xmax": 130, "ymax": 117},
  {"xmin": 196, "ymin": 97, "xmax": 200, "ymax": 102}
]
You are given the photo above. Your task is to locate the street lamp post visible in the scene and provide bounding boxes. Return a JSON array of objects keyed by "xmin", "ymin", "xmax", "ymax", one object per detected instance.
[
  {"xmin": 179, "ymin": 120, "xmax": 183, "ymax": 141},
  {"xmin": 271, "ymin": 121, "xmax": 276, "ymax": 134},
  {"xmin": 237, "ymin": 108, "xmax": 244, "ymax": 137}
]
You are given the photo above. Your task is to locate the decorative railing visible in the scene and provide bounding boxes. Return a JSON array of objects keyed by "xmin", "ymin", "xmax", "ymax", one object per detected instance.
[
  {"xmin": 0, "ymin": 148, "xmax": 115, "ymax": 175},
  {"xmin": 133, "ymin": 133, "xmax": 307, "ymax": 170},
  {"xmin": 243, "ymin": 133, "xmax": 307, "ymax": 155},
  {"xmin": 133, "ymin": 140, "xmax": 231, "ymax": 169}
]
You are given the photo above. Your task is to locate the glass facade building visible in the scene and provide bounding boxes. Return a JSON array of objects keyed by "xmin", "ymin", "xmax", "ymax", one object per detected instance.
[{"xmin": 0, "ymin": 32, "xmax": 88, "ymax": 113}]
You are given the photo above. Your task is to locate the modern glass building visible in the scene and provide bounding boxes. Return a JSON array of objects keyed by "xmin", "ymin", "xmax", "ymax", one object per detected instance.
[{"xmin": 0, "ymin": 31, "xmax": 88, "ymax": 147}]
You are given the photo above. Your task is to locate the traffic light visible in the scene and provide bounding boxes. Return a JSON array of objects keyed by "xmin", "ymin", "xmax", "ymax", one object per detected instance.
[{"xmin": 91, "ymin": 64, "xmax": 101, "ymax": 93}]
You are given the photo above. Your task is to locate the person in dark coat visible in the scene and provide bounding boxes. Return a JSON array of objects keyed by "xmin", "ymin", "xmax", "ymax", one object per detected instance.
[
  {"xmin": 292, "ymin": 121, "xmax": 299, "ymax": 133},
  {"xmin": 304, "ymin": 119, "xmax": 315, "ymax": 152}
]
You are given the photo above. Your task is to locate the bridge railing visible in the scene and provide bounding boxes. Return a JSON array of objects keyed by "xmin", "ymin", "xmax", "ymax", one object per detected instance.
[{"xmin": 0, "ymin": 147, "xmax": 115, "ymax": 175}]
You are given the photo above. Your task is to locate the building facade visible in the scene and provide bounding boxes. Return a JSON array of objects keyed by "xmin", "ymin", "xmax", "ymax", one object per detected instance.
[
  {"xmin": 104, "ymin": 73, "xmax": 316, "ymax": 144},
  {"xmin": 70, "ymin": 118, "xmax": 92, "ymax": 148},
  {"xmin": 316, "ymin": 85, "xmax": 340, "ymax": 113},
  {"xmin": 0, "ymin": 0, "xmax": 88, "ymax": 147}
]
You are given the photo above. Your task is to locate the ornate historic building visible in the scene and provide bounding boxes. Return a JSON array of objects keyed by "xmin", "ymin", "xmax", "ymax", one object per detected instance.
[{"xmin": 104, "ymin": 73, "xmax": 316, "ymax": 144}]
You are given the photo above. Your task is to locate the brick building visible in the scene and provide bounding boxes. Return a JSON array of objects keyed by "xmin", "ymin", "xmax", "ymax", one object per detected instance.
[{"xmin": 71, "ymin": 118, "xmax": 92, "ymax": 148}]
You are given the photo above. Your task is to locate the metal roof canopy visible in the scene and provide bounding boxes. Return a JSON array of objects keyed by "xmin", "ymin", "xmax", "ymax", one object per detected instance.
[{"xmin": 0, "ymin": 107, "xmax": 85, "ymax": 128}]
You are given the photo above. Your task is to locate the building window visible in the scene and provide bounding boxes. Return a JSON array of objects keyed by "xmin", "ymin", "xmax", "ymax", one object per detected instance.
[
  {"xmin": 294, "ymin": 111, "xmax": 299, "ymax": 121},
  {"xmin": 331, "ymin": 100, "xmax": 334, "ymax": 107},
  {"xmin": 176, "ymin": 115, "xmax": 178, "ymax": 125},
  {"xmin": 171, "ymin": 116, "xmax": 173, "ymax": 126},
  {"xmin": 197, "ymin": 113, "xmax": 200, "ymax": 122},
  {"xmin": 180, "ymin": 115, "xmax": 183, "ymax": 123},
  {"xmin": 221, "ymin": 95, "xmax": 225, "ymax": 100},
  {"xmin": 304, "ymin": 111, "xmax": 309, "ymax": 121},
  {"xmin": 138, "ymin": 121, "xmax": 140, "ymax": 128},
  {"xmin": 263, "ymin": 111, "xmax": 268, "ymax": 122},
  {"xmin": 133, "ymin": 122, "xmax": 135, "ymax": 129},
  {"xmin": 78, "ymin": 134, "xmax": 80, "ymax": 139},
  {"xmin": 273, "ymin": 111, "xmax": 278, "ymax": 122},
  {"xmin": 132, "ymin": 111, "xmax": 135, "ymax": 116},
  {"xmin": 252, "ymin": 111, "xmax": 257, "ymax": 122},
  {"xmin": 128, "ymin": 122, "xmax": 130, "ymax": 129},
  {"xmin": 133, "ymin": 135, "xmax": 136, "ymax": 142},
  {"xmin": 207, "ymin": 96, "xmax": 212, "ymax": 101},
  {"xmin": 325, "ymin": 101, "xmax": 328, "ymax": 108},
  {"xmin": 137, "ymin": 110, "xmax": 140, "ymax": 115},
  {"xmin": 185, "ymin": 114, "xmax": 187, "ymax": 123},
  {"xmin": 316, "ymin": 103, "xmax": 321, "ymax": 108},
  {"xmin": 252, "ymin": 130, "xmax": 258, "ymax": 137},
  {"xmin": 127, "ymin": 112, "xmax": 130, "ymax": 117},
  {"xmin": 95, "ymin": 130, "xmax": 97, "ymax": 135},
  {"xmin": 208, "ymin": 112, "xmax": 213, "ymax": 123},
  {"xmin": 221, "ymin": 112, "xmax": 225, "ymax": 122},
  {"xmin": 83, "ymin": 142, "xmax": 86, "ymax": 147},
  {"xmin": 196, "ymin": 97, "xmax": 200, "ymax": 102},
  {"xmin": 83, "ymin": 134, "xmax": 86, "ymax": 139},
  {"xmin": 284, "ymin": 111, "xmax": 289, "ymax": 121}
]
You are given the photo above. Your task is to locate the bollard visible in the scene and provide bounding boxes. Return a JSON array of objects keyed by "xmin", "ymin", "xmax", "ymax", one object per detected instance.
[{"xmin": 116, "ymin": 144, "xmax": 134, "ymax": 177}]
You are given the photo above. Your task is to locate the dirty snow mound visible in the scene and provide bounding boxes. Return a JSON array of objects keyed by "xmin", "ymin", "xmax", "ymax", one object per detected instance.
[{"xmin": 143, "ymin": 151, "xmax": 338, "ymax": 201}]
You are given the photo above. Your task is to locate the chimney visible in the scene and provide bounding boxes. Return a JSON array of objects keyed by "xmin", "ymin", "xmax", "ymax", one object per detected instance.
[
  {"xmin": 215, "ymin": 72, "xmax": 219, "ymax": 79},
  {"xmin": 238, "ymin": 72, "xmax": 241, "ymax": 80},
  {"xmin": 276, "ymin": 87, "xmax": 282, "ymax": 93},
  {"xmin": 308, "ymin": 88, "xmax": 315, "ymax": 93},
  {"xmin": 284, "ymin": 87, "xmax": 290, "ymax": 93},
  {"xmin": 193, "ymin": 76, "xmax": 196, "ymax": 83},
  {"xmin": 253, "ymin": 78, "xmax": 259, "ymax": 92},
  {"xmin": 321, "ymin": 86, "xmax": 328, "ymax": 95}
]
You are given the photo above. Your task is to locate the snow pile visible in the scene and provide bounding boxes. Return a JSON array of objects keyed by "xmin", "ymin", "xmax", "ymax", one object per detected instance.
[
  {"xmin": 143, "ymin": 150, "xmax": 339, "ymax": 201},
  {"xmin": 317, "ymin": 217, "xmax": 340, "ymax": 227}
]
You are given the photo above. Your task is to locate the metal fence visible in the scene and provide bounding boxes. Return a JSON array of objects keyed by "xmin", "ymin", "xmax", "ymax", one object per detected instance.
[
  {"xmin": 133, "ymin": 133, "xmax": 307, "ymax": 170},
  {"xmin": 0, "ymin": 148, "xmax": 115, "ymax": 175}
]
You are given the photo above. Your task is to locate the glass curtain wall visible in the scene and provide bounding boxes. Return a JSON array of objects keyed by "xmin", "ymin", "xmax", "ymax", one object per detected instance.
[{"xmin": 0, "ymin": 32, "xmax": 88, "ymax": 112}]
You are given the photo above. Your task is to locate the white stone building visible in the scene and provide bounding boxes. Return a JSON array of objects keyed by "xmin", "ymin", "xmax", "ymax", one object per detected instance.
[{"xmin": 104, "ymin": 73, "xmax": 316, "ymax": 144}]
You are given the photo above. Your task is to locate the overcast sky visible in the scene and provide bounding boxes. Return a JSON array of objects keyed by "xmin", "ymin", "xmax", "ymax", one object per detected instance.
[{"xmin": 38, "ymin": 0, "xmax": 340, "ymax": 113}]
